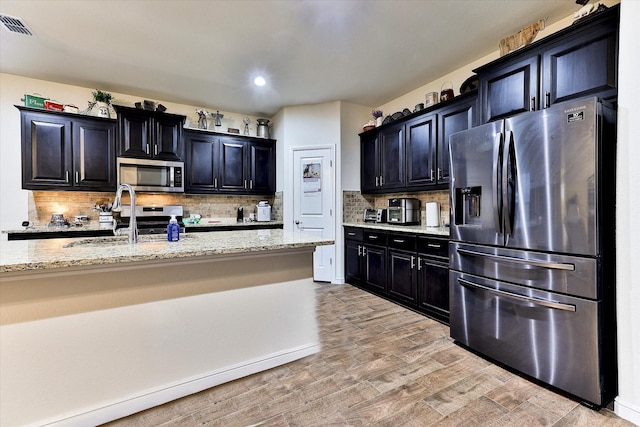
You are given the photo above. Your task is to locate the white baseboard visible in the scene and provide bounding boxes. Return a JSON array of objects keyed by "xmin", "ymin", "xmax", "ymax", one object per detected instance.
[
  {"xmin": 615, "ymin": 397, "xmax": 640, "ymax": 426},
  {"xmin": 45, "ymin": 343, "xmax": 320, "ymax": 427}
]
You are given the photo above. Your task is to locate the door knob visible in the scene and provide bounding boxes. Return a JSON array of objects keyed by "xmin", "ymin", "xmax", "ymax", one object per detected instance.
[{"xmin": 295, "ymin": 220, "xmax": 300, "ymax": 224}]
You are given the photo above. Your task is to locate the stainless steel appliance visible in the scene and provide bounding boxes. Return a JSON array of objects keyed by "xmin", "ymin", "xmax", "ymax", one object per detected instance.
[
  {"xmin": 387, "ymin": 198, "xmax": 420, "ymax": 225},
  {"xmin": 118, "ymin": 205, "xmax": 184, "ymax": 234},
  {"xmin": 117, "ymin": 157, "xmax": 184, "ymax": 193},
  {"xmin": 449, "ymin": 97, "xmax": 617, "ymax": 407},
  {"xmin": 363, "ymin": 208, "xmax": 386, "ymax": 223}
]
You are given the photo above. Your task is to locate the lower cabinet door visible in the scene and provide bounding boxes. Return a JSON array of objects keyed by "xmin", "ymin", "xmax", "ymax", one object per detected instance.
[
  {"xmin": 363, "ymin": 244, "xmax": 386, "ymax": 293},
  {"xmin": 345, "ymin": 239, "xmax": 362, "ymax": 285},
  {"xmin": 388, "ymin": 249, "xmax": 417, "ymax": 305},
  {"xmin": 418, "ymin": 257, "xmax": 449, "ymax": 323}
]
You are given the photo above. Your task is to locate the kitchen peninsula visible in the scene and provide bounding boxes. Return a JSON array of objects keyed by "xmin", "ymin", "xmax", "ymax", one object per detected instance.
[{"xmin": 0, "ymin": 230, "xmax": 333, "ymax": 427}]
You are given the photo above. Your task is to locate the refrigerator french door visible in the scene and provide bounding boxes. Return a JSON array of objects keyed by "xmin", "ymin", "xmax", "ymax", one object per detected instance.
[{"xmin": 448, "ymin": 97, "xmax": 617, "ymax": 407}]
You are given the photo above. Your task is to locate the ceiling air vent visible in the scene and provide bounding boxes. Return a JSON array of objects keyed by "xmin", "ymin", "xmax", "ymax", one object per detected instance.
[{"xmin": 0, "ymin": 14, "xmax": 33, "ymax": 36}]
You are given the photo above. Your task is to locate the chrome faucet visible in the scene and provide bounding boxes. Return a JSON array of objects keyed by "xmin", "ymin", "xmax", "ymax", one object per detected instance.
[{"xmin": 112, "ymin": 183, "xmax": 138, "ymax": 243}]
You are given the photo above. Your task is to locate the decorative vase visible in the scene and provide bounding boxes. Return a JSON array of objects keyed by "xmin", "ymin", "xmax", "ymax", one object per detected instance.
[
  {"xmin": 95, "ymin": 102, "xmax": 110, "ymax": 118},
  {"xmin": 376, "ymin": 117, "xmax": 383, "ymax": 127}
]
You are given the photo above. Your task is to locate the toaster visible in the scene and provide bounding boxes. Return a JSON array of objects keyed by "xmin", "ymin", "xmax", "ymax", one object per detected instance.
[{"xmin": 363, "ymin": 208, "xmax": 386, "ymax": 223}]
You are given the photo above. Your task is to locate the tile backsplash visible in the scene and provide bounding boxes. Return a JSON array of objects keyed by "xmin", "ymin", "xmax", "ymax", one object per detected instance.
[
  {"xmin": 343, "ymin": 190, "xmax": 450, "ymax": 226},
  {"xmin": 28, "ymin": 191, "xmax": 282, "ymax": 226}
]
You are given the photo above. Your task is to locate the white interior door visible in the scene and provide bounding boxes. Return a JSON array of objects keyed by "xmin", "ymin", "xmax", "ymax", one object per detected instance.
[{"xmin": 293, "ymin": 147, "xmax": 335, "ymax": 282}]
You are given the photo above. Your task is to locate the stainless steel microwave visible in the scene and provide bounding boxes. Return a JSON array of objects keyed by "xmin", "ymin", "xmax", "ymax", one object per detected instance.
[{"xmin": 117, "ymin": 157, "xmax": 184, "ymax": 193}]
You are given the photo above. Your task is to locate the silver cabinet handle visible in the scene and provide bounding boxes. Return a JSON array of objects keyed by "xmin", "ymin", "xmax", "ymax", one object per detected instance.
[
  {"xmin": 214, "ymin": 178, "xmax": 218, "ymax": 187},
  {"xmin": 457, "ymin": 278, "xmax": 576, "ymax": 312},
  {"xmin": 411, "ymin": 256, "xmax": 415, "ymax": 269},
  {"xmin": 437, "ymin": 168, "xmax": 442, "ymax": 180},
  {"xmin": 393, "ymin": 239, "xmax": 405, "ymax": 243},
  {"xmin": 75, "ymin": 171, "xmax": 79, "ymax": 184},
  {"xmin": 250, "ymin": 179, "xmax": 253, "ymax": 189},
  {"xmin": 65, "ymin": 170, "xmax": 70, "ymax": 183},
  {"xmin": 430, "ymin": 169, "xmax": 434, "ymax": 181},
  {"xmin": 347, "ymin": 232, "xmax": 356, "ymax": 236},
  {"xmin": 154, "ymin": 144, "xmax": 158, "ymax": 156},
  {"xmin": 417, "ymin": 257, "xmax": 422, "ymax": 271},
  {"xmin": 457, "ymin": 248, "xmax": 575, "ymax": 271},
  {"xmin": 362, "ymin": 246, "xmax": 367, "ymax": 256},
  {"xmin": 375, "ymin": 176, "xmax": 379, "ymax": 187},
  {"xmin": 427, "ymin": 243, "xmax": 441, "ymax": 248},
  {"xmin": 244, "ymin": 179, "xmax": 247, "ymax": 189},
  {"xmin": 379, "ymin": 176, "xmax": 384, "ymax": 186},
  {"xmin": 357, "ymin": 245, "xmax": 362, "ymax": 256},
  {"xmin": 368, "ymin": 235, "xmax": 378, "ymax": 240},
  {"xmin": 146, "ymin": 144, "xmax": 150, "ymax": 154}
]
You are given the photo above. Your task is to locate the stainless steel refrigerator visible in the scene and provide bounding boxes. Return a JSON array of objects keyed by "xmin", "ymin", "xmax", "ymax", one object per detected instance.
[{"xmin": 449, "ymin": 97, "xmax": 617, "ymax": 407}]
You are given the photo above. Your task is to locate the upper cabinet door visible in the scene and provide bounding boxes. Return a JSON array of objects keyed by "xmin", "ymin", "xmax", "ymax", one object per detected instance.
[
  {"xmin": 479, "ymin": 55, "xmax": 539, "ymax": 123},
  {"xmin": 117, "ymin": 111, "xmax": 151, "ymax": 158},
  {"xmin": 379, "ymin": 123, "xmax": 405, "ymax": 190},
  {"xmin": 184, "ymin": 131, "xmax": 219, "ymax": 193},
  {"xmin": 218, "ymin": 137, "xmax": 247, "ymax": 192},
  {"xmin": 437, "ymin": 96, "xmax": 476, "ymax": 185},
  {"xmin": 541, "ymin": 22, "xmax": 618, "ymax": 107},
  {"xmin": 21, "ymin": 112, "xmax": 73, "ymax": 189},
  {"xmin": 405, "ymin": 113, "xmax": 437, "ymax": 188},
  {"xmin": 153, "ymin": 114, "xmax": 184, "ymax": 161},
  {"xmin": 248, "ymin": 140, "xmax": 275, "ymax": 194},
  {"xmin": 360, "ymin": 133, "xmax": 380, "ymax": 193},
  {"xmin": 73, "ymin": 118, "xmax": 117, "ymax": 190}
]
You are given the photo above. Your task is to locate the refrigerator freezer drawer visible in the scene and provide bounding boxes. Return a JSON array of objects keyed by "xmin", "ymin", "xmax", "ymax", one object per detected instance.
[
  {"xmin": 450, "ymin": 270, "xmax": 609, "ymax": 406},
  {"xmin": 449, "ymin": 242, "xmax": 599, "ymax": 299}
]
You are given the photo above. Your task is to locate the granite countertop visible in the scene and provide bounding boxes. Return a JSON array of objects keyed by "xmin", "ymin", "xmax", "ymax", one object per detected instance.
[
  {"xmin": 0, "ymin": 229, "xmax": 333, "ymax": 273},
  {"xmin": 3, "ymin": 218, "xmax": 283, "ymax": 237},
  {"xmin": 343, "ymin": 222, "xmax": 450, "ymax": 237}
]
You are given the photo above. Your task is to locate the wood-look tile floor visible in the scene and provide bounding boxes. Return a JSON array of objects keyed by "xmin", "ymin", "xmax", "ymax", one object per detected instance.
[{"xmin": 103, "ymin": 283, "xmax": 634, "ymax": 427}]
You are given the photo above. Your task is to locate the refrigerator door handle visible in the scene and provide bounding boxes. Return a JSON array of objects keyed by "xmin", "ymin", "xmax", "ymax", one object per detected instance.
[
  {"xmin": 503, "ymin": 130, "xmax": 514, "ymax": 236},
  {"xmin": 457, "ymin": 278, "xmax": 577, "ymax": 312},
  {"xmin": 457, "ymin": 248, "xmax": 575, "ymax": 271},
  {"xmin": 493, "ymin": 132, "xmax": 504, "ymax": 233}
]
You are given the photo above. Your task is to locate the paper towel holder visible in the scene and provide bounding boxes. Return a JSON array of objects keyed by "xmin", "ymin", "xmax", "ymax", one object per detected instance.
[{"xmin": 426, "ymin": 202, "xmax": 440, "ymax": 227}]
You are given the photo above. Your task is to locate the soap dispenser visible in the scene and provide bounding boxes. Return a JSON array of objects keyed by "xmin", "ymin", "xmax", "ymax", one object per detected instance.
[{"xmin": 167, "ymin": 215, "xmax": 180, "ymax": 241}]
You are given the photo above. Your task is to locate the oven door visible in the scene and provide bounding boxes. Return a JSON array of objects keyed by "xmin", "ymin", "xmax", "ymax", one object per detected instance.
[{"xmin": 450, "ymin": 270, "xmax": 604, "ymax": 406}]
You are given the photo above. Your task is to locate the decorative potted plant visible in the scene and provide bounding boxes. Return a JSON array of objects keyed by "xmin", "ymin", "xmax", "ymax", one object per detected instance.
[
  {"xmin": 372, "ymin": 109, "xmax": 383, "ymax": 127},
  {"xmin": 91, "ymin": 89, "xmax": 113, "ymax": 118}
]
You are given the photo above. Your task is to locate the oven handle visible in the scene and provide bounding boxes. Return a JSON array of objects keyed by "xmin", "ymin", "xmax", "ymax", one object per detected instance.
[
  {"xmin": 457, "ymin": 248, "xmax": 575, "ymax": 271},
  {"xmin": 457, "ymin": 278, "xmax": 576, "ymax": 312}
]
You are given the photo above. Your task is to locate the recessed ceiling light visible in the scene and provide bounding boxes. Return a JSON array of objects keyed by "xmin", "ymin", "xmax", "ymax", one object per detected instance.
[{"xmin": 254, "ymin": 76, "xmax": 266, "ymax": 87}]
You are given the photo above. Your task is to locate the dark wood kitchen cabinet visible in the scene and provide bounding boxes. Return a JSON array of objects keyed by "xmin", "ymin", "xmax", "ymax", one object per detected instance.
[
  {"xmin": 114, "ymin": 105, "xmax": 185, "ymax": 161},
  {"xmin": 405, "ymin": 113, "xmax": 437, "ymax": 188},
  {"xmin": 184, "ymin": 129, "xmax": 275, "ymax": 195},
  {"xmin": 361, "ymin": 123, "xmax": 404, "ymax": 192},
  {"xmin": 416, "ymin": 236, "xmax": 449, "ymax": 323},
  {"xmin": 387, "ymin": 233, "xmax": 418, "ymax": 305},
  {"xmin": 19, "ymin": 106, "xmax": 116, "ymax": 191},
  {"xmin": 360, "ymin": 91, "xmax": 476, "ymax": 193},
  {"xmin": 344, "ymin": 227, "xmax": 387, "ymax": 295},
  {"xmin": 477, "ymin": 5, "xmax": 619, "ymax": 123},
  {"xmin": 344, "ymin": 225, "xmax": 450, "ymax": 324}
]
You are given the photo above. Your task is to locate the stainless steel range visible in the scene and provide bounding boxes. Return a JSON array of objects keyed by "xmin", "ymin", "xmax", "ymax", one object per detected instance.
[
  {"xmin": 448, "ymin": 97, "xmax": 617, "ymax": 407},
  {"xmin": 117, "ymin": 205, "xmax": 184, "ymax": 234}
]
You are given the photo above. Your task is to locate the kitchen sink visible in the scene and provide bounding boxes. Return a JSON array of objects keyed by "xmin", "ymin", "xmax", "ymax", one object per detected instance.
[{"xmin": 64, "ymin": 234, "xmax": 194, "ymax": 248}]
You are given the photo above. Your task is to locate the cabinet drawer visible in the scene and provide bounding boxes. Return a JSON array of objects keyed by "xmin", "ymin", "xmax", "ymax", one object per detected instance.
[
  {"xmin": 388, "ymin": 233, "xmax": 416, "ymax": 252},
  {"xmin": 344, "ymin": 227, "xmax": 363, "ymax": 241},
  {"xmin": 418, "ymin": 236, "xmax": 449, "ymax": 259},
  {"xmin": 363, "ymin": 230, "xmax": 387, "ymax": 246}
]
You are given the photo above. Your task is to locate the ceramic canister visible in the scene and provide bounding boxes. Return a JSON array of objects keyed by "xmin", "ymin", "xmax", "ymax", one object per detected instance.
[{"xmin": 425, "ymin": 92, "xmax": 439, "ymax": 107}]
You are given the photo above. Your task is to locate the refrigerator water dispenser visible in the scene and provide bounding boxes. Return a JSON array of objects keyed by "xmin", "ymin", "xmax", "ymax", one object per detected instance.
[{"xmin": 455, "ymin": 186, "xmax": 482, "ymax": 226}]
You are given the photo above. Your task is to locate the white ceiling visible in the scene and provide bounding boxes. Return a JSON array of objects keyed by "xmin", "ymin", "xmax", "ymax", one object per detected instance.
[{"xmin": 0, "ymin": 0, "xmax": 582, "ymax": 117}]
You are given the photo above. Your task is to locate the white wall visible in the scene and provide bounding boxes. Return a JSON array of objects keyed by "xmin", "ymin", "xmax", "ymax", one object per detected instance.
[
  {"xmin": 0, "ymin": 74, "xmax": 264, "ymax": 231},
  {"xmin": 614, "ymin": 1, "xmax": 640, "ymax": 423}
]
